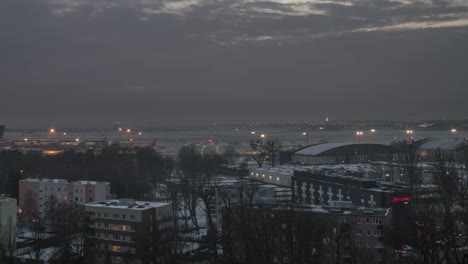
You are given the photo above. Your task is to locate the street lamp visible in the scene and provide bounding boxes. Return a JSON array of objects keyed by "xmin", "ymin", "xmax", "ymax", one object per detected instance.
[
  {"xmin": 138, "ymin": 131, "xmax": 142, "ymax": 136},
  {"xmin": 302, "ymin": 132, "xmax": 309, "ymax": 145},
  {"xmin": 406, "ymin": 130, "xmax": 414, "ymax": 142},
  {"xmin": 370, "ymin": 129, "xmax": 376, "ymax": 143},
  {"xmin": 356, "ymin": 131, "xmax": 363, "ymax": 143},
  {"xmin": 49, "ymin": 128, "xmax": 55, "ymax": 134},
  {"xmin": 260, "ymin": 134, "xmax": 265, "ymax": 139},
  {"xmin": 450, "ymin": 128, "xmax": 457, "ymax": 139}
]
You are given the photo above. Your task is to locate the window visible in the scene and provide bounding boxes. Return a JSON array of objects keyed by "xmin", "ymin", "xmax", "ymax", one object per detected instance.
[
  {"xmin": 122, "ymin": 214, "xmax": 126, "ymax": 220},
  {"xmin": 131, "ymin": 215, "xmax": 135, "ymax": 220},
  {"xmin": 104, "ymin": 213, "xmax": 108, "ymax": 218},
  {"xmin": 104, "ymin": 223, "xmax": 109, "ymax": 228},
  {"xmin": 97, "ymin": 212, "xmax": 100, "ymax": 217},
  {"xmin": 89, "ymin": 197, "xmax": 92, "ymax": 202},
  {"xmin": 373, "ymin": 230, "xmax": 381, "ymax": 237},
  {"xmin": 367, "ymin": 229, "xmax": 371, "ymax": 236},
  {"xmin": 113, "ymin": 235, "xmax": 120, "ymax": 240},
  {"xmin": 324, "ymin": 249, "xmax": 331, "ymax": 256},
  {"xmin": 356, "ymin": 240, "xmax": 363, "ymax": 247},
  {"xmin": 323, "ymin": 237, "xmax": 330, "ymax": 244},
  {"xmin": 367, "ymin": 241, "xmax": 372, "ymax": 248},
  {"xmin": 366, "ymin": 218, "xmax": 370, "ymax": 224},
  {"xmin": 355, "ymin": 228, "xmax": 362, "ymax": 235},
  {"xmin": 374, "ymin": 241, "xmax": 383, "ymax": 248}
]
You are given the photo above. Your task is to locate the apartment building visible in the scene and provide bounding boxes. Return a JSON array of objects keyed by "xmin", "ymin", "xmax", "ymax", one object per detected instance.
[
  {"xmin": 85, "ymin": 199, "xmax": 173, "ymax": 264},
  {"xmin": 223, "ymin": 202, "xmax": 393, "ymax": 264},
  {"xmin": 0, "ymin": 195, "xmax": 17, "ymax": 257},
  {"xmin": 18, "ymin": 178, "xmax": 111, "ymax": 220}
]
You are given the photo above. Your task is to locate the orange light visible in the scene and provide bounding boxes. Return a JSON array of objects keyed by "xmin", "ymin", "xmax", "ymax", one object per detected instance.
[
  {"xmin": 118, "ymin": 128, "xmax": 122, "ymax": 132},
  {"xmin": 126, "ymin": 129, "xmax": 131, "ymax": 133},
  {"xmin": 50, "ymin": 128, "xmax": 55, "ymax": 133}
]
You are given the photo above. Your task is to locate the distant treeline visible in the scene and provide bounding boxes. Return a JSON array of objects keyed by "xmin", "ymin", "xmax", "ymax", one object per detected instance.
[{"xmin": 0, "ymin": 144, "xmax": 174, "ymax": 200}]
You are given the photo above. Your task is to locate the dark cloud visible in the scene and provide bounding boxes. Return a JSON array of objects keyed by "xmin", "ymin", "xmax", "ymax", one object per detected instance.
[{"xmin": 0, "ymin": 0, "xmax": 467, "ymax": 127}]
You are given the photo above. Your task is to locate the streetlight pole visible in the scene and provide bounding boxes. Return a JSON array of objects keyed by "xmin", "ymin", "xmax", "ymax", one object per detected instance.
[
  {"xmin": 406, "ymin": 130, "xmax": 414, "ymax": 142},
  {"xmin": 451, "ymin": 128, "xmax": 457, "ymax": 139},
  {"xmin": 302, "ymin": 132, "xmax": 309, "ymax": 145},
  {"xmin": 370, "ymin": 129, "xmax": 376, "ymax": 143},
  {"xmin": 356, "ymin": 131, "xmax": 363, "ymax": 143}
]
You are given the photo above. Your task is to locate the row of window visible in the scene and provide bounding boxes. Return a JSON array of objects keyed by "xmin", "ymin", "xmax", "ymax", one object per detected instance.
[
  {"xmin": 355, "ymin": 228, "xmax": 382, "ymax": 236},
  {"xmin": 96, "ymin": 243, "xmax": 136, "ymax": 253},
  {"xmin": 92, "ymin": 212, "xmax": 137, "ymax": 220},
  {"xmin": 92, "ymin": 222, "xmax": 135, "ymax": 231},
  {"xmin": 355, "ymin": 240, "xmax": 384, "ymax": 248},
  {"xmin": 93, "ymin": 232, "xmax": 136, "ymax": 242},
  {"xmin": 355, "ymin": 217, "xmax": 383, "ymax": 225}
]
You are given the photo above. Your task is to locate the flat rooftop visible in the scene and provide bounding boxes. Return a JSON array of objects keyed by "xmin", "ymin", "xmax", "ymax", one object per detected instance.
[{"xmin": 86, "ymin": 199, "xmax": 169, "ymax": 210}]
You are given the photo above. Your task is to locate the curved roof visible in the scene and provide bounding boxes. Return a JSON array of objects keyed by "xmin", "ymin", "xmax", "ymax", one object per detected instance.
[
  {"xmin": 418, "ymin": 139, "xmax": 467, "ymax": 151},
  {"xmin": 295, "ymin": 142, "xmax": 391, "ymax": 156},
  {"xmin": 295, "ymin": 142, "xmax": 358, "ymax": 156}
]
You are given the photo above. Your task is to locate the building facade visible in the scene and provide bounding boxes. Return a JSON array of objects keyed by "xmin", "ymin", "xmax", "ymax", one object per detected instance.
[
  {"xmin": 223, "ymin": 203, "xmax": 394, "ymax": 264},
  {"xmin": 292, "ymin": 143, "xmax": 394, "ymax": 165},
  {"xmin": 0, "ymin": 195, "xmax": 17, "ymax": 258},
  {"xmin": 19, "ymin": 179, "xmax": 111, "ymax": 220},
  {"xmin": 85, "ymin": 199, "xmax": 173, "ymax": 264}
]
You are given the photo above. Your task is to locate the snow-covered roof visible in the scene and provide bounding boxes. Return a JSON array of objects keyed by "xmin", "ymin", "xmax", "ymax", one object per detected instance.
[
  {"xmin": 85, "ymin": 199, "xmax": 169, "ymax": 210},
  {"xmin": 418, "ymin": 139, "xmax": 467, "ymax": 151},
  {"xmin": 295, "ymin": 142, "xmax": 363, "ymax": 156},
  {"xmin": 73, "ymin": 180, "xmax": 110, "ymax": 185}
]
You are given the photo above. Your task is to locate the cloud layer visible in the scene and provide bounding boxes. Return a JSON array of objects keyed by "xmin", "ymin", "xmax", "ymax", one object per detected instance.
[{"xmin": 0, "ymin": 0, "xmax": 467, "ymax": 126}]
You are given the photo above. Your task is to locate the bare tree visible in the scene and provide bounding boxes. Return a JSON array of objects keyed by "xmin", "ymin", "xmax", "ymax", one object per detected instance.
[
  {"xmin": 250, "ymin": 139, "xmax": 268, "ymax": 168},
  {"xmin": 0, "ymin": 216, "xmax": 16, "ymax": 263}
]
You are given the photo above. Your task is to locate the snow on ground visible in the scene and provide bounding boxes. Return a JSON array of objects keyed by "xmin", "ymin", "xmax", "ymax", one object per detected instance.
[{"xmin": 17, "ymin": 246, "xmax": 60, "ymax": 263}]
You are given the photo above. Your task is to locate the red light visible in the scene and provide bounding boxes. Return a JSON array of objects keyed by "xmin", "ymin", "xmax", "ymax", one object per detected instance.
[{"xmin": 391, "ymin": 197, "xmax": 411, "ymax": 203}]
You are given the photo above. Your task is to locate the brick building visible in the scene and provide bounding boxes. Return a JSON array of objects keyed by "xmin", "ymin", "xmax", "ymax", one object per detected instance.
[{"xmin": 223, "ymin": 203, "xmax": 394, "ymax": 264}]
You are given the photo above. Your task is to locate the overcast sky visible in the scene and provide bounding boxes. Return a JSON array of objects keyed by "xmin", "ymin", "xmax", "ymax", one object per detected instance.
[{"xmin": 1, "ymin": 0, "xmax": 467, "ymax": 127}]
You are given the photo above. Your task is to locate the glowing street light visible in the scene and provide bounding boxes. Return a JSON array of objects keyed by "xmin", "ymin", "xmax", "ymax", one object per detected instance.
[
  {"xmin": 49, "ymin": 128, "xmax": 55, "ymax": 133},
  {"xmin": 118, "ymin": 128, "xmax": 122, "ymax": 132},
  {"xmin": 302, "ymin": 132, "xmax": 309, "ymax": 145},
  {"xmin": 138, "ymin": 131, "xmax": 142, "ymax": 136},
  {"xmin": 370, "ymin": 129, "xmax": 376, "ymax": 143},
  {"xmin": 126, "ymin": 129, "xmax": 131, "ymax": 133},
  {"xmin": 451, "ymin": 128, "xmax": 457, "ymax": 139},
  {"xmin": 356, "ymin": 131, "xmax": 363, "ymax": 143},
  {"xmin": 260, "ymin": 134, "xmax": 265, "ymax": 139},
  {"xmin": 63, "ymin": 132, "xmax": 67, "ymax": 136},
  {"xmin": 24, "ymin": 138, "xmax": 28, "ymax": 142},
  {"xmin": 406, "ymin": 130, "xmax": 414, "ymax": 142},
  {"xmin": 75, "ymin": 138, "xmax": 80, "ymax": 142}
]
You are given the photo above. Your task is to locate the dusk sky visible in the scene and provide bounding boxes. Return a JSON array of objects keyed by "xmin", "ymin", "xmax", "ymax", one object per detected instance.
[{"xmin": 1, "ymin": 0, "xmax": 468, "ymax": 127}]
